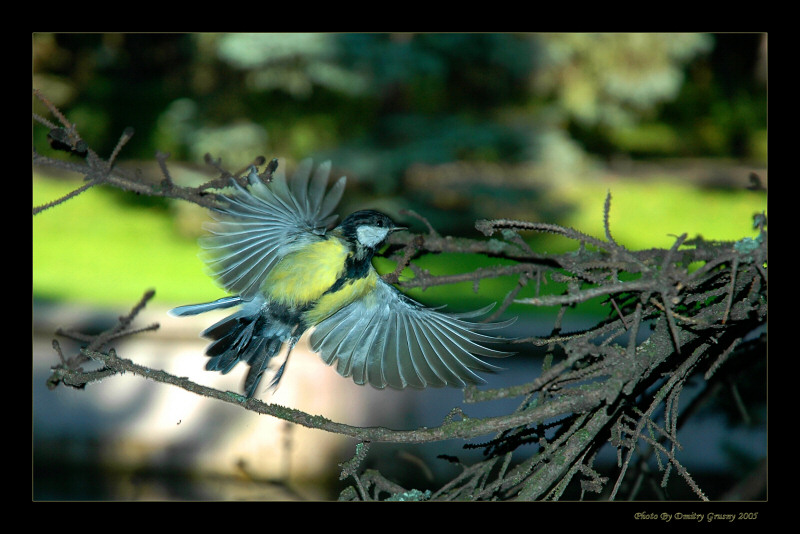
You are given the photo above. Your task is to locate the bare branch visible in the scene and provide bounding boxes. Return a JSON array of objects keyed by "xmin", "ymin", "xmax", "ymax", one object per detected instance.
[{"xmin": 35, "ymin": 91, "xmax": 767, "ymax": 501}]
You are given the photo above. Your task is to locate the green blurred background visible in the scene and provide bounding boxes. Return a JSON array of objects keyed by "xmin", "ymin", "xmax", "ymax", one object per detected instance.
[
  {"xmin": 33, "ymin": 32, "xmax": 767, "ymax": 310},
  {"xmin": 32, "ymin": 32, "xmax": 767, "ymax": 502}
]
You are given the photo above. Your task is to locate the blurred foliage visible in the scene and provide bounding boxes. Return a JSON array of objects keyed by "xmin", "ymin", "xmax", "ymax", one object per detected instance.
[
  {"xmin": 33, "ymin": 32, "xmax": 767, "ymax": 305},
  {"xmin": 33, "ymin": 33, "xmax": 766, "ymax": 185},
  {"xmin": 535, "ymin": 33, "xmax": 714, "ymax": 126},
  {"xmin": 33, "ymin": 35, "xmax": 767, "ymax": 503}
]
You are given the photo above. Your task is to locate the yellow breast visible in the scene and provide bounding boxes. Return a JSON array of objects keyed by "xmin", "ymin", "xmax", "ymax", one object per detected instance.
[
  {"xmin": 260, "ymin": 237, "xmax": 378, "ymax": 324},
  {"xmin": 304, "ymin": 269, "xmax": 377, "ymax": 325},
  {"xmin": 262, "ymin": 238, "xmax": 349, "ymax": 306}
]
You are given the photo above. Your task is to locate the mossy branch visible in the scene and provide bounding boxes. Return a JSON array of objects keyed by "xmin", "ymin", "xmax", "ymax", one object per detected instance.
[{"xmin": 35, "ymin": 91, "xmax": 767, "ymax": 501}]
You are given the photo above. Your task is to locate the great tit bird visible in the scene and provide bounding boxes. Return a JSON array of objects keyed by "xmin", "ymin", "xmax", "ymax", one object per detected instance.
[{"xmin": 170, "ymin": 159, "xmax": 512, "ymax": 398}]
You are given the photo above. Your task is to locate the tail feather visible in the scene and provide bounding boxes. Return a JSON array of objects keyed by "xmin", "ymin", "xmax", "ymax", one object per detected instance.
[
  {"xmin": 203, "ymin": 309, "xmax": 299, "ymax": 397},
  {"xmin": 243, "ymin": 337, "xmax": 282, "ymax": 398},
  {"xmin": 264, "ymin": 336, "xmax": 299, "ymax": 390},
  {"xmin": 171, "ymin": 295, "xmax": 302, "ymax": 397},
  {"xmin": 169, "ymin": 296, "xmax": 243, "ymax": 317}
]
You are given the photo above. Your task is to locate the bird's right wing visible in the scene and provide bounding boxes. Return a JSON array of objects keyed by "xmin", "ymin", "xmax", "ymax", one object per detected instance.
[
  {"xmin": 309, "ymin": 279, "xmax": 515, "ymax": 389},
  {"xmin": 200, "ymin": 159, "xmax": 346, "ymax": 299}
]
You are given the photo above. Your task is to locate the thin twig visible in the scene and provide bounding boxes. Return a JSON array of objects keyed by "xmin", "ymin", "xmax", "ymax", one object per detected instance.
[{"xmin": 34, "ymin": 89, "xmax": 766, "ymax": 501}]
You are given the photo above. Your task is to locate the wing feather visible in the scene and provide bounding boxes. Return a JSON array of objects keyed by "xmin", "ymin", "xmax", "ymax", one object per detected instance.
[
  {"xmin": 381, "ymin": 313, "xmax": 404, "ymax": 388},
  {"xmin": 199, "ymin": 159, "xmax": 346, "ymax": 297},
  {"xmin": 360, "ymin": 317, "xmax": 386, "ymax": 387},
  {"xmin": 403, "ymin": 313, "xmax": 445, "ymax": 387},
  {"xmin": 338, "ymin": 309, "xmax": 382, "ymax": 381},
  {"xmin": 289, "ymin": 158, "xmax": 313, "ymax": 210},
  {"xmin": 406, "ymin": 313, "xmax": 450, "ymax": 387},
  {"xmin": 308, "ymin": 161, "xmax": 332, "ymax": 217},
  {"xmin": 310, "ymin": 279, "xmax": 513, "ymax": 389},
  {"xmin": 397, "ymin": 313, "xmax": 426, "ymax": 388}
]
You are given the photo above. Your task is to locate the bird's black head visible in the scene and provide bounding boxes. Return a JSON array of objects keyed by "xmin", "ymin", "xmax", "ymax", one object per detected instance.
[{"xmin": 339, "ymin": 210, "xmax": 403, "ymax": 250}]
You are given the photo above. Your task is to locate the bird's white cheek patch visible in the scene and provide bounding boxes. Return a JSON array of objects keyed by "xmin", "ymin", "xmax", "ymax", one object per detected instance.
[{"xmin": 356, "ymin": 226, "xmax": 390, "ymax": 248}]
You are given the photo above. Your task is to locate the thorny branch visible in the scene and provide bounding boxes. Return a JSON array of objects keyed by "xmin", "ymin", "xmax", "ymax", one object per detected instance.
[
  {"xmin": 34, "ymin": 92, "xmax": 767, "ymax": 501},
  {"xmin": 32, "ymin": 90, "xmax": 267, "ymax": 215}
]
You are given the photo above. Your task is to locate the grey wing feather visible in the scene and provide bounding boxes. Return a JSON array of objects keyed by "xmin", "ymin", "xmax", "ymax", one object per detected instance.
[
  {"xmin": 309, "ymin": 279, "xmax": 514, "ymax": 389},
  {"xmin": 199, "ymin": 159, "xmax": 346, "ymax": 298}
]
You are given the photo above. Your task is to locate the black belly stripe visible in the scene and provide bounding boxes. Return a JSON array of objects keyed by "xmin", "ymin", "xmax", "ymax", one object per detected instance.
[{"xmin": 324, "ymin": 253, "xmax": 372, "ymax": 295}]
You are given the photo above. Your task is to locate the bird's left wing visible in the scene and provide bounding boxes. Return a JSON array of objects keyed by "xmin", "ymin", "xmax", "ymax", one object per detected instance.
[
  {"xmin": 309, "ymin": 279, "xmax": 514, "ymax": 389},
  {"xmin": 200, "ymin": 159, "xmax": 346, "ymax": 299}
]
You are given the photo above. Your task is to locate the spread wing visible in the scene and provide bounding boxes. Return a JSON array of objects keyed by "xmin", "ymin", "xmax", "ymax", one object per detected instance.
[
  {"xmin": 200, "ymin": 159, "xmax": 346, "ymax": 299},
  {"xmin": 309, "ymin": 279, "xmax": 514, "ymax": 389}
]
